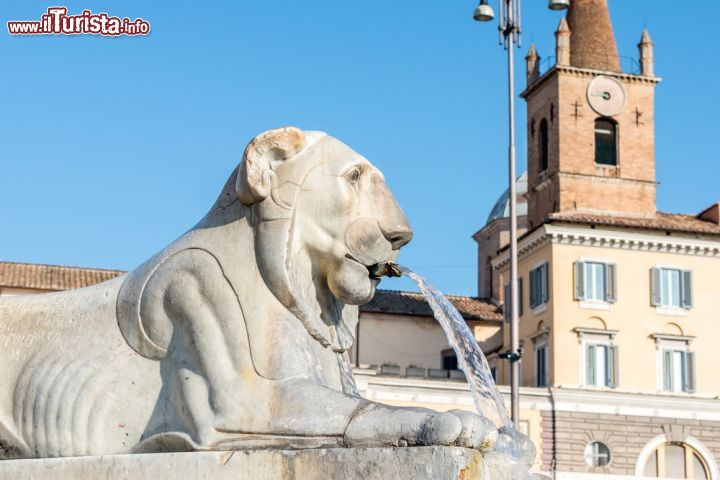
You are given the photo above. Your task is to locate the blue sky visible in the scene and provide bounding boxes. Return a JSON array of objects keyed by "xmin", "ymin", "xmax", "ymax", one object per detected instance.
[{"xmin": 1, "ymin": 1, "xmax": 718, "ymax": 296}]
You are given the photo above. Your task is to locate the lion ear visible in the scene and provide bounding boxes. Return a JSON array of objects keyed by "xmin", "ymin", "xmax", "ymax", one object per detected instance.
[{"xmin": 236, "ymin": 127, "xmax": 307, "ymax": 206}]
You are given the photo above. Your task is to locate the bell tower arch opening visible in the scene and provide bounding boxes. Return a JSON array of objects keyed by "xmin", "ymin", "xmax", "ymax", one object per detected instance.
[{"xmin": 594, "ymin": 117, "xmax": 618, "ymax": 166}]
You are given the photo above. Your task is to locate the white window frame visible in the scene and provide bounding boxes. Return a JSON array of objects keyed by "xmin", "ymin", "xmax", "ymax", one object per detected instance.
[
  {"xmin": 575, "ymin": 328, "xmax": 619, "ymax": 389},
  {"xmin": 530, "ymin": 261, "xmax": 550, "ymax": 314},
  {"xmin": 585, "ymin": 341, "xmax": 611, "ymax": 387},
  {"xmin": 530, "ymin": 327, "xmax": 550, "ymax": 388},
  {"xmin": 584, "ymin": 262, "xmax": 608, "ymax": 302},
  {"xmin": 534, "ymin": 341, "xmax": 549, "ymax": 388},
  {"xmin": 575, "ymin": 258, "xmax": 616, "ymax": 310},
  {"xmin": 653, "ymin": 334, "xmax": 696, "ymax": 394},
  {"xmin": 652, "ymin": 265, "xmax": 693, "ymax": 315}
]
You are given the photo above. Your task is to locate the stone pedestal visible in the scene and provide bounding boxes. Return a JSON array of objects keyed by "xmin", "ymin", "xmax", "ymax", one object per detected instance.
[{"xmin": 0, "ymin": 447, "xmax": 488, "ymax": 480}]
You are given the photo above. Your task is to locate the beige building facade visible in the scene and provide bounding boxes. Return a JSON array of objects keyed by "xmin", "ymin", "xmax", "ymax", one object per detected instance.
[
  {"xmin": 471, "ymin": 0, "xmax": 720, "ymax": 477},
  {"xmin": 353, "ymin": 290, "xmax": 503, "ymax": 373}
]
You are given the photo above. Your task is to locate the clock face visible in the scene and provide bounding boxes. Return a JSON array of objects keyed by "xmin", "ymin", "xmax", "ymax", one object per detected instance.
[{"xmin": 587, "ymin": 75, "xmax": 627, "ymax": 117}]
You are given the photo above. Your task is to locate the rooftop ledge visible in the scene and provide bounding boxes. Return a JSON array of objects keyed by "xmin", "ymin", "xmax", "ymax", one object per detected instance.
[{"xmin": 521, "ymin": 64, "xmax": 662, "ymax": 99}]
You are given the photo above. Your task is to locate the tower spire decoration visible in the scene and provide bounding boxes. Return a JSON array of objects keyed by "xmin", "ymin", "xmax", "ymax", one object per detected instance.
[
  {"xmin": 526, "ymin": 44, "xmax": 540, "ymax": 85},
  {"xmin": 566, "ymin": 0, "xmax": 620, "ymax": 71},
  {"xmin": 638, "ymin": 29, "xmax": 654, "ymax": 77},
  {"xmin": 555, "ymin": 18, "xmax": 571, "ymax": 67}
]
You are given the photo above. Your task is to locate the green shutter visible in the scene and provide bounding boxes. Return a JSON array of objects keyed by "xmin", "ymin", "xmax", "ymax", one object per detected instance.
[
  {"xmin": 518, "ymin": 278, "xmax": 524, "ymax": 317},
  {"xmin": 529, "ymin": 269, "xmax": 538, "ymax": 309},
  {"xmin": 575, "ymin": 262, "xmax": 585, "ymax": 301},
  {"xmin": 609, "ymin": 345, "xmax": 619, "ymax": 388},
  {"xmin": 681, "ymin": 270, "xmax": 693, "ymax": 309},
  {"xmin": 505, "ymin": 280, "xmax": 523, "ymax": 319},
  {"xmin": 542, "ymin": 263, "xmax": 550, "ymax": 304},
  {"xmin": 504, "ymin": 283, "xmax": 511, "ymax": 322},
  {"xmin": 685, "ymin": 351, "xmax": 696, "ymax": 393},
  {"xmin": 651, "ymin": 267, "xmax": 662, "ymax": 306},
  {"xmin": 606, "ymin": 264, "xmax": 617, "ymax": 303}
]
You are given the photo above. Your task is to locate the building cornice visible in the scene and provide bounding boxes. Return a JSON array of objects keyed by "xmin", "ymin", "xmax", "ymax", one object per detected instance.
[
  {"xmin": 573, "ymin": 327, "xmax": 619, "ymax": 339},
  {"xmin": 492, "ymin": 223, "xmax": 720, "ymax": 270},
  {"xmin": 491, "ymin": 225, "xmax": 552, "ymax": 270},
  {"xmin": 472, "ymin": 217, "xmax": 506, "ymax": 242},
  {"xmin": 651, "ymin": 333, "xmax": 695, "ymax": 344},
  {"xmin": 521, "ymin": 65, "xmax": 662, "ymax": 99},
  {"xmin": 353, "ymin": 370, "xmax": 720, "ymax": 421}
]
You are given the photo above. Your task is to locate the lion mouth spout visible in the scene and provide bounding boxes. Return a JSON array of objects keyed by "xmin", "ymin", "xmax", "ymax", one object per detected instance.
[{"xmin": 368, "ymin": 262, "xmax": 403, "ymax": 279}]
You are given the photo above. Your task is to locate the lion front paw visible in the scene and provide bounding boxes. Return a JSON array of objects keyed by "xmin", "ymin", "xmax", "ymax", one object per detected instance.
[
  {"xmin": 446, "ymin": 409, "xmax": 498, "ymax": 451},
  {"xmin": 496, "ymin": 426, "xmax": 537, "ymax": 466},
  {"xmin": 344, "ymin": 403, "xmax": 497, "ymax": 451}
]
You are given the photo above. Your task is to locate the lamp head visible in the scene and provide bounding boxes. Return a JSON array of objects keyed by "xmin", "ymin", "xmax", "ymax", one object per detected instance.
[
  {"xmin": 548, "ymin": 0, "xmax": 570, "ymax": 10},
  {"xmin": 473, "ymin": 0, "xmax": 495, "ymax": 22}
]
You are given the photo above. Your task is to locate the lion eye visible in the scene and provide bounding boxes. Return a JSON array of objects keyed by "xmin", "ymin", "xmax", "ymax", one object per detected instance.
[{"xmin": 349, "ymin": 169, "xmax": 361, "ymax": 183}]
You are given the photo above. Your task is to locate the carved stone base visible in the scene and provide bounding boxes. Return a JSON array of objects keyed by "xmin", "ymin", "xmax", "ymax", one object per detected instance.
[{"xmin": 0, "ymin": 447, "xmax": 545, "ymax": 479}]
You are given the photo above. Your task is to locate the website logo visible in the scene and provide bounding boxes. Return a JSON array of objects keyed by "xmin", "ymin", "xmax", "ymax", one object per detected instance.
[{"xmin": 8, "ymin": 7, "xmax": 150, "ymax": 36}]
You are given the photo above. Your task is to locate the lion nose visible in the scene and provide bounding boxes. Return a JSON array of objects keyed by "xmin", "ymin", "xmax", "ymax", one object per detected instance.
[
  {"xmin": 371, "ymin": 174, "xmax": 413, "ymax": 251},
  {"xmin": 385, "ymin": 226, "xmax": 413, "ymax": 250}
]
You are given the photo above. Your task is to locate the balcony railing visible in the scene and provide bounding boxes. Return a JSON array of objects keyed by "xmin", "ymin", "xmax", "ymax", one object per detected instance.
[{"xmin": 537, "ymin": 54, "xmax": 641, "ymax": 77}]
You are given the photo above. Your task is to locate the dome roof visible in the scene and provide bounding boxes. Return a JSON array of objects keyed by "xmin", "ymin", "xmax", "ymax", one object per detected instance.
[{"xmin": 485, "ymin": 172, "xmax": 528, "ymax": 225}]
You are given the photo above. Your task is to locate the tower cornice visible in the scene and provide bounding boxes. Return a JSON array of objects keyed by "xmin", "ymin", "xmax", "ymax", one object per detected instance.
[{"xmin": 521, "ymin": 65, "xmax": 661, "ymax": 100}]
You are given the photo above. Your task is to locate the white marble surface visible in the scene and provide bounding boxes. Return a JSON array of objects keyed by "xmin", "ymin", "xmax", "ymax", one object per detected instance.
[
  {"xmin": 0, "ymin": 127, "xmax": 504, "ymax": 460},
  {"xmin": 0, "ymin": 447, "xmax": 485, "ymax": 480}
]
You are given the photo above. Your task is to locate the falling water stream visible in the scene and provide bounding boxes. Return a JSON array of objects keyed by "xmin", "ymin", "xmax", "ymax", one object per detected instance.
[{"xmin": 395, "ymin": 265, "xmax": 531, "ymax": 474}]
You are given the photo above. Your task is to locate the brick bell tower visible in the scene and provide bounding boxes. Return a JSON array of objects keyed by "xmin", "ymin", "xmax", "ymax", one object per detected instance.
[{"xmin": 522, "ymin": 0, "xmax": 661, "ymax": 230}]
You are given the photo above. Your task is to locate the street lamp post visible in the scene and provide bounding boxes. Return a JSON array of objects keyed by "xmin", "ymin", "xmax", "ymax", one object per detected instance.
[{"xmin": 473, "ymin": 0, "xmax": 569, "ymax": 426}]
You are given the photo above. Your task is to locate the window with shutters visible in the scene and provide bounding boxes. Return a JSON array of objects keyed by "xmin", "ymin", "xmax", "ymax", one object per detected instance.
[
  {"xmin": 530, "ymin": 263, "xmax": 550, "ymax": 311},
  {"xmin": 585, "ymin": 342, "xmax": 619, "ymax": 387},
  {"xmin": 574, "ymin": 261, "xmax": 617, "ymax": 306},
  {"xmin": 662, "ymin": 349, "xmax": 695, "ymax": 393},
  {"xmin": 534, "ymin": 342, "xmax": 549, "ymax": 387},
  {"xmin": 575, "ymin": 327, "xmax": 619, "ymax": 388},
  {"xmin": 504, "ymin": 278, "xmax": 524, "ymax": 322},
  {"xmin": 651, "ymin": 267, "xmax": 692, "ymax": 311},
  {"xmin": 653, "ymin": 334, "xmax": 696, "ymax": 394}
]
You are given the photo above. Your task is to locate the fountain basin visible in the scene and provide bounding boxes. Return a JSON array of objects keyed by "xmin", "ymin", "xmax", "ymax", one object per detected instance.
[
  {"xmin": 2, "ymin": 447, "xmax": 474, "ymax": 480},
  {"xmin": 0, "ymin": 447, "xmax": 547, "ymax": 479}
]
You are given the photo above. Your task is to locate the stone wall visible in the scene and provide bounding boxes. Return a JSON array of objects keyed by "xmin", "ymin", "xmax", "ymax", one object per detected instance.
[
  {"xmin": 540, "ymin": 409, "xmax": 720, "ymax": 475},
  {"xmin": 524, "ymin": 67, "xmax": 660, "ymax": 229}
]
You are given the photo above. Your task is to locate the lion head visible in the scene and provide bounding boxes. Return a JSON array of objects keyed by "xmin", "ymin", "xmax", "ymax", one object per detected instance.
[{"xmin": 236, "ymin": 127, "xmax": 413, "ymax": 351}]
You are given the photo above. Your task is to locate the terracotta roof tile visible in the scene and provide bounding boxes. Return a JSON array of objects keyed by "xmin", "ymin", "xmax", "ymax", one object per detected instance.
[
  {"xmin": 361, "ymin": 289, "xmax": 502, "ymax": 322},
  {"xmin": 548, "ymin": 211, "xmax": 720, "ymax": 236},
  {"xmin": 0, "ymin": 261, "xmax": 502, "ymax": 322},
  {"xmin": 0, "ymin": 261, "xmax": 125, "ymax": 291}
]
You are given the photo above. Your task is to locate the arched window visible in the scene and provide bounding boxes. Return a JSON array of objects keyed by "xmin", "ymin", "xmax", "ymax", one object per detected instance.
[
  {"xmin": 642, "ymin": 442, "xmax": 711, "ymax": 479},
  {"xmin": 539, "ymin": 118, "xmax": 549, "ymax": 172},
  {"xmin": 595, "ymin": 118, "xmax": 618, "ymax": 166}
]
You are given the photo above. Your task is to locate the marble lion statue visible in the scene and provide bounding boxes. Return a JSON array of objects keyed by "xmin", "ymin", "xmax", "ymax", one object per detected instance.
[{"xmin": 0, "ymin": 127, "xmax": 501, "ymax": 459}]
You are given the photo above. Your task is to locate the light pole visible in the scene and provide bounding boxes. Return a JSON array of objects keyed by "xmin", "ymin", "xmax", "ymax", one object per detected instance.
[{"xmin": 473, "ymin": 0, "xmax": 569, "ymax": 426}]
